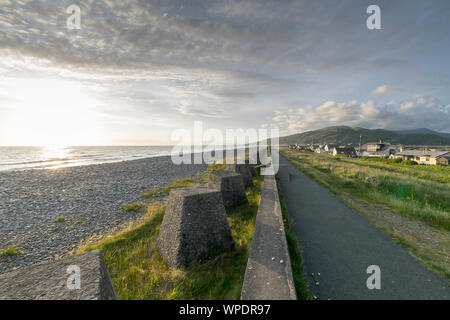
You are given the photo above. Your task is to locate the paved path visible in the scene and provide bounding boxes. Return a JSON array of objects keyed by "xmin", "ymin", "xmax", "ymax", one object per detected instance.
[{"xmin": 279, "ymin": 156, "xmax": 449, "ymax": 300}]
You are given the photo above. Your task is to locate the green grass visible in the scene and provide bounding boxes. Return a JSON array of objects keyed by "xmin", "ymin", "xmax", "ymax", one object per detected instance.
[
  {"xmin": 0, "ymin": 247, "xmax": 19, "ymax": 257},
  {"xmin": 80, "ymin": 170, "xmax": 263, "ymax": 300},
  {"xmin": 281, "ymin": 148, "xmax": 450, "ymax": 230},
  {"xmin": 277, "ymin": 179, "xmax": 311, "ymax": 300},
  {"xmin": 141, "ymin": 177, "xmax": 199, "ymax": 198},
  {"xmin": 308, "ymin": 151, "xmax": 450, "ymax": 184},
  {"xmin": 123, "ymin": 203, "xmax": 144, "ymax": 213},
  {"xmin": 53, "ymin": 216, "xmax": 66, "ymax": 223},
  {"xmin": 358, "ymin": 156, "xmax": 450, "ymax": 174},
  {"xmin": 197, "ymin": 163, "xmax": 227, "ymax": 183}
]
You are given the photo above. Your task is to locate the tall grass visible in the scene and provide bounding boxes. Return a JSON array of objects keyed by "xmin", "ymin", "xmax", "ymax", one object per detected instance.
[{"xmin": 281, "ymin": 149, "xmax": 450, "ymax": 230}]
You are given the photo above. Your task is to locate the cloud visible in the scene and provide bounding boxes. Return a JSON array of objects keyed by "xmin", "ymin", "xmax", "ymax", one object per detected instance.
[
  {"xmin": 177, "ymin": 102, "xmax": 227, "ymax": 118},
  {"xmin": 371, "ymin": 85, "xmax": 404, "ymax": 95},
  {"xmin": 271, "ymin": 95, "xmax": 450, "ymax": 135},
  {"xmin": 0, "ymin": 0, "xmax": 449, "ymax": 145}
]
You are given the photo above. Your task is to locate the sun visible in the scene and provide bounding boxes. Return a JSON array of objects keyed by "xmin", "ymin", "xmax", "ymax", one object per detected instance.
[{"xmin": 4, "ymin": 78, "xmax": 100, "ymax": 146}]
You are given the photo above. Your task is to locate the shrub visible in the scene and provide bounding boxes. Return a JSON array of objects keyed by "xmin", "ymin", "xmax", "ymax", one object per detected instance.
[
  {"xmin": 53, "ymin": 216, "xmax": 66, "ymax": 223},
  {"xmin": 0, "ymin": 247, "xmax": 19, "ymax": 257}
]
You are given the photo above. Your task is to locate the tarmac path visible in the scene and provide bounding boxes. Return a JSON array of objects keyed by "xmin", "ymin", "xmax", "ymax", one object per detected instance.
[{"xmin": 279, "ymin": 156, "xmax": 449, "ymax": 300}]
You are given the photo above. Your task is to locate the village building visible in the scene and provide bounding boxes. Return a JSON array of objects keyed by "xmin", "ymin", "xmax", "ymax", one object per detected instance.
[
  {"xmin": 324, "ymin": 144, "xmax": 339, "ymax": 153},
  {"xmin": 390, "ymin": 150, "xmax": 450, "ymax": 165},
  {"xmin": 436, "ymin": 154, "xmax": 450, "ymax": 165},
  {"xmin": 314, "ymin": 145, "xmax": 326, "ymax": 153},
  {"xmin": 359, "ymin": 139, "xmax": 396, "ymax": 157},
  {"xmin": 332, "ymin": 146, "xmax": 356, "ymax": 157}
]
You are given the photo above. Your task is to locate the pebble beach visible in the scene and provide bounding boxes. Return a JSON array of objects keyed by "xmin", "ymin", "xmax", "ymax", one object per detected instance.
[{"xmin": 0, "ymin": 156, "xmax": 207, "ymax": 274}]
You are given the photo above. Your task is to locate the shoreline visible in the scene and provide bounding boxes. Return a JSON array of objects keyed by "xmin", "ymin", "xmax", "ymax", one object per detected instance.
[{"xmin": 0, "ymin": 155, "xmax": 207, "ymax": 274}]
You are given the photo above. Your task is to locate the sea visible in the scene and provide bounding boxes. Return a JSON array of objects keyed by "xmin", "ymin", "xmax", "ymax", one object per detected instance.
[
  {"xmin": 0, "ymin": 146, "xmax": 175, "ymax": 172},
  {"xmin": 0, "ymin": 145, "xmax": 253, "ymax": 172}
]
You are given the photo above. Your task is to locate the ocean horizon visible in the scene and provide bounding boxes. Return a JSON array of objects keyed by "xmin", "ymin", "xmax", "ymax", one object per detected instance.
[
  {"xmin": 0, "ymin": 146, "xmax": 177, "ymax": 172},
  {"xmin": 0, "ymin": 145, "xmax": 255, "ymax": 172}
]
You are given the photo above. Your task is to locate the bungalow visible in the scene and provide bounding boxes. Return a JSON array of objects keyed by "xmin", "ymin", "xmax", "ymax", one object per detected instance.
[
  {"xmin": 333, "ymin": 146, "xmax": 356, "ymax": 157},
  {"xmin": 390, "ymin": 150, "xmax": 450, "ymax": 165},
  {"xmin": 359, "ymin": 139, "xmax": 396, "ymax": 157}
]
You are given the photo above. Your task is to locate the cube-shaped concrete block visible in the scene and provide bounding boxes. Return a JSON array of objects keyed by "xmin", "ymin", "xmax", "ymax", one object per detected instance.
[
  {"xmin": 0, "ymin": 250, "xmax": 116, "ymax": 300},
  {"xmin": 157, "ymin": 187, "xmax": 234, "ymax": 268},
  {"xmin": 244, "ymin": 160, "xmax": 258, "ymax": 177},
  {"xmin": 208, "ymin": 171, "xmax": 248, "ymax": 211},
  {"xmin": 225, "ymin": 164, "xmax": 254, "ymax": 188}
]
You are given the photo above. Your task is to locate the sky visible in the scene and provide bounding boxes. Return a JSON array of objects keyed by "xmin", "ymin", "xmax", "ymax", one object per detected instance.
[{"xmin": 0, "ymin": 0, "xmax": 449, "ymax": 146}]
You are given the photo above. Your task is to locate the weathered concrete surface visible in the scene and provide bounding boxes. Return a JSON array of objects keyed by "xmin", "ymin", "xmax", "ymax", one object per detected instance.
[
  {"xmin": 208, "ymin": 171, "xmax": 248, "ymax": 211},
  {"xmin": 279, "ymin": 155, "xmax": 450, "ymax": 300},
  {"xmin": 226, "ymin": 164, "xmax": 253, "ymax": 188},
  {"xmin": 0, "ymin": 250, "xmax": 116, "ymax": 300},
  {"xmin": 241, "ymin": 175, "xmax": 297, "ymax": 300},
  {"xmin": 157, "ymin": 187, "xmax": 234, "ymax": 268}
]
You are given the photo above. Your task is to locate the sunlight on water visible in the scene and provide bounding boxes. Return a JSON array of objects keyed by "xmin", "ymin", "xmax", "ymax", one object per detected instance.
[
  {"xmin": 0, "ymin": 146, "xmax": 174, "ymax": 172},
  {"xmin": 41, "ymin": 145, "xmax": 70, "ymax": 169}
]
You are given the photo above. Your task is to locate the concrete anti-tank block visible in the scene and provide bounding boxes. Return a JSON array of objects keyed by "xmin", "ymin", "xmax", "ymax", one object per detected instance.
[
  {"xmin": 225, "ymin": 164, "xmax": 254, "ymax": 188},
  {"xmin": 208, "ymin": 171, "xmax": 248, "ymax": 211},
  {"xmin": 0, "ymin": 250, "xmax": 116, "ymax": 300},
  {"xmin": 157, "ymin": 187, "xmax": 234, "ymax": 268}
]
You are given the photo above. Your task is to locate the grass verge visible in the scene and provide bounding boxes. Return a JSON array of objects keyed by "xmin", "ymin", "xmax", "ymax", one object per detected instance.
[{"xmin": 79, "ymin": 170, "xmax": 263, "ymax": 300}]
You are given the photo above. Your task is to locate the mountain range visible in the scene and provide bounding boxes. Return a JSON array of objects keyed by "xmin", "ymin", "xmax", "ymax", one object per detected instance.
[{"xmin": 279, "ymin": 126, "xmax": 450, "ymax": 146}]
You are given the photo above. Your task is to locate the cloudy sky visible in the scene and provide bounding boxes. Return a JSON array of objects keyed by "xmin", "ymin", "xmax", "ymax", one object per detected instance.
[{"xmin": 0, "ymin": 0, "xmax": 449, "ymax": 146}]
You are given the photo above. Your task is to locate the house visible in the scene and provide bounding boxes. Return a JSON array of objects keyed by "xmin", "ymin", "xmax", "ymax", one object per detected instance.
[
  {"xmin": 288, "ymin": 144, "xmax": 308, "ymax": 151},
  {"xmin": 324, "ymin": 144, "xmax": 338, "ymax": 153},
  {"xmin": 436, "ymin": 155, "xmax": 450, "ymax": 166},
  {"xmin": 359, "ymin": 139, "xmax": 396, "ymax": 157},
  {"xmin": 390, "ymin": 150, "xmax": 450, "ymax": 165},
  {"xmin": 333, "ymin": 146, "xmax": 356, "ymax": 157},
  {"xmin": 314, "ymin": 145, "xmax": 326, "ymax": 153}
]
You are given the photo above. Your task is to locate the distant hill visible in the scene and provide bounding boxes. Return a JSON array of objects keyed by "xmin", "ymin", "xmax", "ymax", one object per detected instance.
[
  {"xmin": 279, "ymin": 126, "xmax": 450, "ymax": 146},
  {"xmin": 394, "ymin": 128, "xmax": 450, "ymax": 140}
]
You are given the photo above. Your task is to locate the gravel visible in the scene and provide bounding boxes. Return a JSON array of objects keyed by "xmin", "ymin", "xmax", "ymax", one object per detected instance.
[{"xmin": 0, "ymin": 156, "xmax": 207, "ymax": 274}]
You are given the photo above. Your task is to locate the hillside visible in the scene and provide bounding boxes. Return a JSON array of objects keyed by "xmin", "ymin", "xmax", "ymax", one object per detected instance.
[
  {"xmin": 394, "ymin": 128, "xmax": 450, "ymax": 140},
  {"xmin": 279, "ymin": 126, "xmax": 450, "ymax": 145}
]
